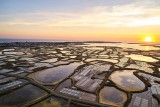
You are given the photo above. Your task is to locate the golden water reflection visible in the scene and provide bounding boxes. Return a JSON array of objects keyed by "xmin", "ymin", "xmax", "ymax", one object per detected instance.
[
  {"xmin": 99, "ymin": 86, "xmax": 127, "ymax": 107},
  {"xmin": 109, "ymin": 70, "xmax": 145, "ymax": 92}
]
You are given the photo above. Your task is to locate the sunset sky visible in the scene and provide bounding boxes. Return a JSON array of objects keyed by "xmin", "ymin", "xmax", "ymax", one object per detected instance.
[{"xmin": 0, "ymin": 0, "xmax": 160, "ymax": 42}]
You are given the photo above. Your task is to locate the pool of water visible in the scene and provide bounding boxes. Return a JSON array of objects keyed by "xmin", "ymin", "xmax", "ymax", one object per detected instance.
[
  {"xmin": 2, "ymin": 49, "xmax": 15, "ymax": 51},
  {"xmin": 125, "ymin": 54, "xmax": 158, "ymax": 62},
  {"xmin": 99, "ymin": 86, "xmax": 127, "ymax": 107},
  {"xmin": 20, "ymin": 57, "xmax": 37, "ymax": 62},
  {"xmin": 85, "ymin": 47, "xmax": 104, "ymax": 50},
  {"xmin": 85, "ymin": 58, "xmax": 118, "ymax": 63},
  {"xmin": 78, "ymin": 43, "xmax": 160, "ymax": 51},
  {"xmin": 0, "ymin": 84, "xmax": 47, "ymax": 106},
  {"xmin": 41, "ymin": 58, "xmax": 57, "ymax": 63},
  {"xmin": 109, "ymin": 70, "xmax": 145, "ymax": 92},
  {"xmin": 29, "ymin": 62, "xmax": 83, "ymax": 85},
  {"xmin": 55, "ymin": 79, "xmax": 72, "ymax": 92},
  {"xmin": 4, "ymin": 52, "xmax": 24, "ymax": 55}
]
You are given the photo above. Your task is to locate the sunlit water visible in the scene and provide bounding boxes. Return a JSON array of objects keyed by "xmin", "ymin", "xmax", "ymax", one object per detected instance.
[
  {"xmin": 99, "ymin": 86, "xmax": 127, "ymax": 107},
  {"xmin": 109, "ymin": 70, "xmax": 145, "ymax": 92},
  {"xmin": 125, "ymin": 54, "xmax": 158, "ymax": 62},
  {"xmin": 29, "ymin": 62, "xmax": 83, "ymax": 85},
  {"xmin": 85, "ymin": 58, "xmax": 118, "ymax": 63},
  {"xmin": 78, "ymin": 43, "xmax": 160, "ymax": 51},
  {"xmin": 41, "ymin": 58, "xmax": 57, "ymax": 63}
]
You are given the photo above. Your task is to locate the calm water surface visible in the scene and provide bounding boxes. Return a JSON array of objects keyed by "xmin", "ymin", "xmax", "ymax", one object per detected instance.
[
  {"xmin": 109, "ymin": 70, "xmax": 145, "ymax": 92},
  {"xmin": 29, "ymin": 62, "xmax": 83, "ymax": 85},
  {"xmin": 99, "ymin": 86, "xmax": 127, "ymax": 107}
]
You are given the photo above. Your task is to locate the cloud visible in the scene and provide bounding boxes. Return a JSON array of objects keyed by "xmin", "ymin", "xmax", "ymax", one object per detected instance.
[{"xmin": 0, "ymin": 0, "xmax": 160, "ymax": 28}]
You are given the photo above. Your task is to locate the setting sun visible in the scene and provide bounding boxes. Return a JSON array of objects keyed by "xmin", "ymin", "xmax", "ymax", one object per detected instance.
[{"xmin": 144, "ymin": 36, "xmax": 152, "ymax": 42}]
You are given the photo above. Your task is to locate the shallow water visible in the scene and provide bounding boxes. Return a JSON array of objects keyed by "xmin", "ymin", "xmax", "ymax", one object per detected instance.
[
  {"xmin": 79, "ymin": 43, "xmax": 160, "ymax": 51},
  {"xmin": 109, "ymin": 70, "xmax": 145, "ymax": 92},
  {"xmin": 125, "ymin": 54, "xmax": 158, "ymax": 62},
  {"xmin": 0, "ymin": 42, "xmax": 159, "ymax": 107},
  {"xmin": 20, "ymin": 57, "xmax": 37, "ymax": 62},
  {"xmin": 0, "ymin": 55, "xmax": 6, "ymax": 59},
  {"xmin": 85, "ymin": 47, "xmax": 104, "ymax": 50},
  {"xmin": 99, "ymin": 86, "xmax": 127, "ymax": 107},
  {"xmin": 41, "ymin": 58, "xmax": 57, "ymax": 63},
  {"xmin": 4, "ymin": 52, "xmax": 24, "ymax": 55},
  {"xmin": 29, "ymin": 62, "xmax": 83, "ymax": 85},
  {"xmin": 85, "ymin": 58, "xmax": 118, "ymax": 63},
  {"xmin": 0, "ymin": 84, "xmax": 47, "ymax": 106},
  {"xmin": 2, "ymin": 49, "xmax": 15, "ymax": 51},
  {"xmin": 55, "ymin": 79, "xmax": 72, "ymax": 92}
]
